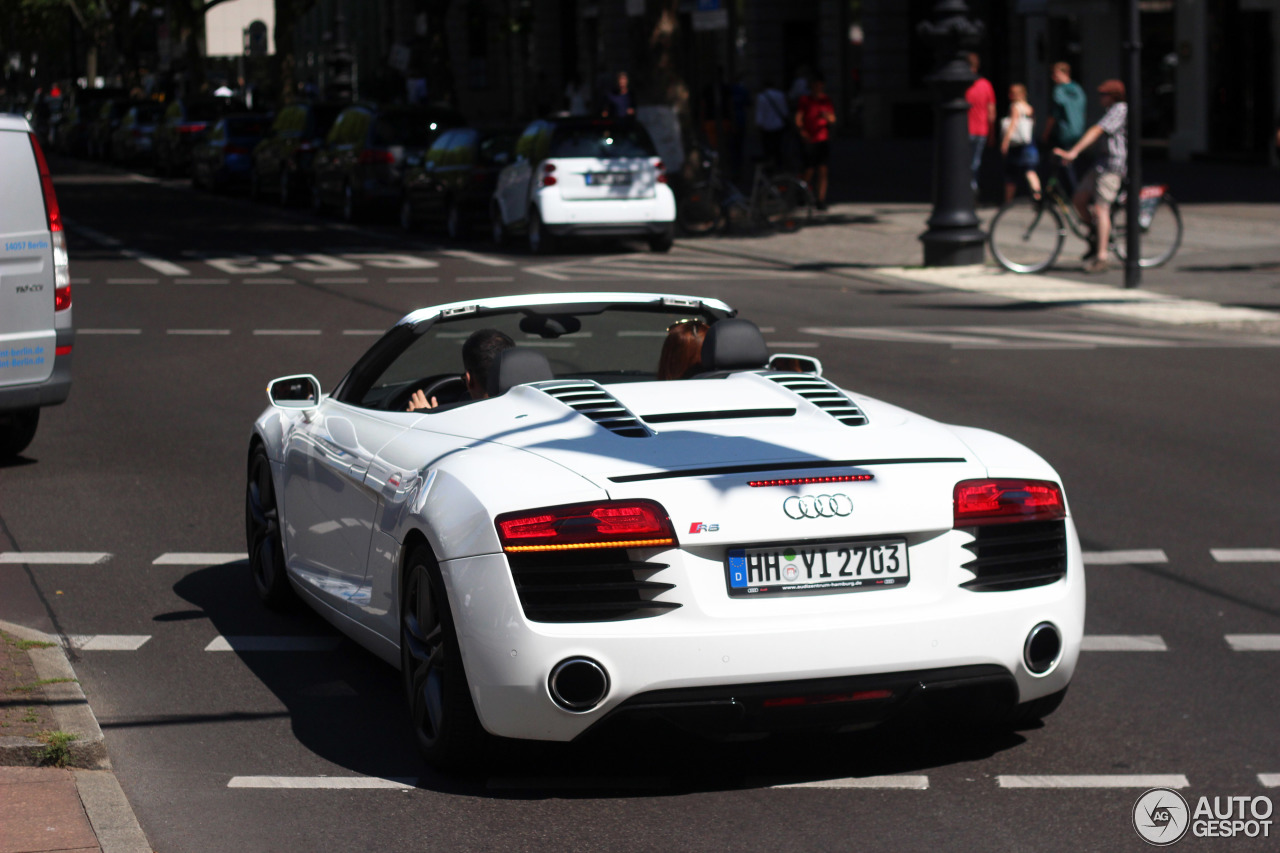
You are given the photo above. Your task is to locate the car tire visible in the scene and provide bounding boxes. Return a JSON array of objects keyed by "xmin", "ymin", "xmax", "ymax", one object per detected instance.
[
  {"xmin": 1009, "ymin": 686, "xmax": 1068, "ymax": 728},
  {"xmin": 399, "ymin": 196, "xmax": 416, "ymax": 233},
  {"xmin": 648, "ymin": 226, "xmax": 674, "ymax": 253},
  {"xmin": 490, "ymin": 204, "xmax": 506, "ymax": 246},
  {"xmin": 342, "ymin": 183, "xmax": 361, "ymax": 223},
  {"xmin": 245, "ymin": 444, "xmax": 294, "ymax": 610},
  {"xmin": 445, "ymin": 199, "xmax": 466, "ymax": 240},
  {"xmin": 401, "ymin": 545, "xmax": 490, "ymax": 773},
  {"xmin": 0, "ymin": 408, "xmax": 39, "ymax": 459},
  {"xmin": 527, "ymin": 208, "xmax": 555, "ymax": 255}
]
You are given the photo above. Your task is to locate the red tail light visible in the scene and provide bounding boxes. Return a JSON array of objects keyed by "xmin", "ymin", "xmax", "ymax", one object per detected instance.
[
  {"xmin": 30, "ymin": 133, "xmax": 71, "ymax": 310},
  {"xmin": 652, "ymin": 158, "xmax": 667, "ymax": 184},
  {"xmin": 953, "ymin": 479, "xmax": 1065, "ymax": 527},
  {"xmin": 55, "ymin": 284, "xmax": 72, "ymax": 312},
  {"xmin": 358, "ymin": 149, "xmax": 396, "ymax": 165},
  {"xmin": 497, "ymin": 500, "xmax": 677, "ymax": 552},
  {"xmin": 28, "ymin": 134, "xmax": 61, "ymax": 233},
  {"xmin": 177, "ymin": 122, "xmax": 207, "ymax": 134},
  {"xmin": 541, "ymin": 162, "xmax": 557, "ymax": 187}
]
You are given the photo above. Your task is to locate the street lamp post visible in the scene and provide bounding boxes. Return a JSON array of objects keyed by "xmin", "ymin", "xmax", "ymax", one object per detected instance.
[{"xmin": 917, "ymin": 0, "xmax": 986, "ymax": 267}]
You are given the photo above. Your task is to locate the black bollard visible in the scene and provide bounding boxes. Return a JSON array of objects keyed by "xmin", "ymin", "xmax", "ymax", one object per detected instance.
[{"xmin": 917, "ymin": 1, "xmax": 987, "ymax": 267}]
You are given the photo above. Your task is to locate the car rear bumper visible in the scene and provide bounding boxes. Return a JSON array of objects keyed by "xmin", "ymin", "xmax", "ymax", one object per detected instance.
[
  {"xmin": 0, "ymin": 331, "xmax": 73, "ymax": 411},
  {"xmin": 537, "ymin": 185, "xmax": 676, "ymax": 234}
]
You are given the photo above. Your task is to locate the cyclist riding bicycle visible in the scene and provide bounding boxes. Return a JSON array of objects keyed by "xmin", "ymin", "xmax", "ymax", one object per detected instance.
[{"xmin": 1054, "ymin": 79, "xmax": 1127, "ymax": 274}]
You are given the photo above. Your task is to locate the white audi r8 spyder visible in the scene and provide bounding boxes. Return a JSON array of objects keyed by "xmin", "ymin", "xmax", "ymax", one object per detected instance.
[{"xmin": 246, "ymin": 292, "xmax": 1084, "ymax": 770}]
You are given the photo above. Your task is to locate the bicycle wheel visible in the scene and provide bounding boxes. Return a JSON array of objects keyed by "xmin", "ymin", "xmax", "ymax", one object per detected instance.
[
  {"xmin": 988, "ymin": 198, "xmax": 1064, "ymax": 274},
  {"xmin": 1112, "ymin": 194, "xmax": 1182, "ymax": 268},
  {"xmin": 761, "ymin": 175, "xmax": 815, "ymax": 233},
  {"xmin": 677, "ymin": 184, "xmax": 724, "ymax": 235}
]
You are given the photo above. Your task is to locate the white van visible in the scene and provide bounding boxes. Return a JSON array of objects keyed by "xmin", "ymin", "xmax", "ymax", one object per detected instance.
[{"xmin": 0, "ymin": 113, "xmax": 73, "ymax": 458}]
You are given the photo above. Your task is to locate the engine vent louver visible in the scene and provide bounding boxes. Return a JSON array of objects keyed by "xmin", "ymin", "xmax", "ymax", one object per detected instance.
[
  {"xmin": 766, "ymin": 374, "xmax": 869, "ymax": 426},
  {"xmin": 506, "ymin": 549, "xmax": 680, "ymax": 622},
  {"xmin": 960, "ymin": 520, "xmax": 1068, "ymax": 592},
  {"xmin": 534, "ymin": 380, "xmax": 652, "ymax": 437}
]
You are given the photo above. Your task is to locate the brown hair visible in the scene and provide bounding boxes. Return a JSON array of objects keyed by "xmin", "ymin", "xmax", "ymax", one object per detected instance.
[
  {"xmin": 657, "ymin": 319, "xmax": 708, "ymax": 380},
  {"xmin": 1052, "ymin": 61, "xmax": 1072, "ymax": 78},
  {"xmin": 1097, "ymin": 79, "xmax": 1126, "ymax": 101},
  {"xmin": 1009, "ymin": 83, "xmax": 1028, "ymax": 102}
]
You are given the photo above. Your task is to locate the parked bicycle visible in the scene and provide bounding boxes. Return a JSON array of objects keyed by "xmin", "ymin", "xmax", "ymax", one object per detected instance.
[
  {"xmin": 678, "ymin": 146, "xmax": 815, "ymax": 235},
  {"xmin": 988, "ymin": 174, "xmax": 1183, "ymax": 274}
]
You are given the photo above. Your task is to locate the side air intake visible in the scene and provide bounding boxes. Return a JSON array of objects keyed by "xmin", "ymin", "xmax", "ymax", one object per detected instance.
[
  {"xmin": 766, "ymin": 374, "xmax": 869, "ymax": 426},
  {"xmin": 535, "ymin": 380, "xmax": 652, "ymax": 438}
]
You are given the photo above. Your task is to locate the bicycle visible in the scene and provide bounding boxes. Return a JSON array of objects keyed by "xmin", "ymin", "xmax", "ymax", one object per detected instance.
[
  {"xmin": 988, "ymin": 173, "xmax": 1183, "ymax": 274},
  {"xmin": 678, "ymin": 146, "xmax": 815, "ymax": 236}
]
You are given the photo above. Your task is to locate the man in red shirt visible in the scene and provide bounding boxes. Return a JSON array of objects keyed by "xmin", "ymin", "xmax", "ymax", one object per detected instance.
[
  {"xmin": 795, "ymin": 74, "xmax": 836, "ymax": 210},
  {"xmin": 964, "ymin": 53, "xmax": 996, "ymax": 202}
]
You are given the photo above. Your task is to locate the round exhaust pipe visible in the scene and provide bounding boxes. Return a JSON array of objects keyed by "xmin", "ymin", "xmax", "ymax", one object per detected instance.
[
  {"xmin": 1023, "ymin": 622, "xmax": 1062, "ymax": 675},
  {"xmin": 548, "ymin": 658, "xmax": 609, "ymax": 712}
]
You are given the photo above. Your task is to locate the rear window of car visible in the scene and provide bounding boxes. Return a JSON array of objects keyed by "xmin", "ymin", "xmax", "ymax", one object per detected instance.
[{"xmin": 549, "ymin": 123, "xmax": 656, "ymax": 158}]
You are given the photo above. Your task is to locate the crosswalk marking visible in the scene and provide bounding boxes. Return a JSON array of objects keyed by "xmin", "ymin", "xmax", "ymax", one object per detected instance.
[
  {"xmin": 106, "ymin": 278, "xmax": 159, "ymax": 285},
  {"xmin": 205, "ymin": 636, "xmax": 342, "ymax": 652},
  {"xmin": 227, "ymin": 776, "xmax": 415, "ymax": 789},
  {"xmin": 765, "ymin": 776, "xmax": 930, "ymax": 790},
  {"xmin": 120, "ymin": 249, "xmax": 190, "ymax": 277},
  {"xmin": 0, "ymin": 552, "xmax": 111, "ymax": 564},
  {"xmin": 1211, "ymin": 549, "xmax": 1280, "ymax": 563},
  {"xmin": 252, "ymin": 329, "xmax": 322, "ymax": 336},
  {"xmin": 1225, "ymin": 635, "xmax": 1280, "ymax": 651},
  {"xmin": 167, "ymin": 329, "xmax": 231, "ymax": 335},
  {"xmin": 1260, "ymin": 775, "xmax": 1280, "ymax": 787},
  {"xmin": 153, "ymin": 553, "xmax": 247, "ymax": 565},
  {"xmin": 1083, "ymin": 550, "xmax": 1169, "ymax": 565},
  {"xmin": 439, "ymin": 249, "xmax": 514, "ymax": 267},
  {"xmin": 998, "ymin": 775, "xmax": 1190, "ymax": 789},
  {"xmin": 1081, "ymin": 635, "xmax": 1167, "ymax": 651},
  {"xmin": 530, "ymin": 256, "xmax": 814, "ymax": 282},
  {"xmin": 78, "ymin": 329, "xmax": 142, "ymax": 335},
  {"xmin": 63, "ymin": 635, "xmax": 151, "ymax": 651}
]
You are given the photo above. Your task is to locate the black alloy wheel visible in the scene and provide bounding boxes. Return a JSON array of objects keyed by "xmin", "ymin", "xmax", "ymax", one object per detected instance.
[
  {"xmin": 400, "ymin": 546, "xmax": 488, "ymax": 772},
  {"xmin": 527, "ymin": 208, "xmax": 554, "ymax": 255},
  {"xmin": 245, "ymin": 445, "xmax": 293, "ymax": 609},
  {"xmin": 445, "ymin": 199, "xmax": 466, "ymax": 240},
  {"xmin": 342, "ymin": 183, "xmax": 360, "ymax": 223}
]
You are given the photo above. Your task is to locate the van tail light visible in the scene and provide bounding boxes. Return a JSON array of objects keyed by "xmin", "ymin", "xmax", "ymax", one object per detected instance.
[
  {"xmin": 29, "ymin": 133, "xmax": 71, "ymax": 311},
  {"xmin": 358, "ymin": 149, "xmax": 396, "ymax": 165},
  {"xmin": 953, "ymin": 479, "xmax": 1065, "ymax": 527},
  {"xmin": 652, "ymin": 158, "xmax": 667, "ymax": 183},
  {"xmin": 497, "ymin": 500, "xmax": 677, "ymax": 552}
]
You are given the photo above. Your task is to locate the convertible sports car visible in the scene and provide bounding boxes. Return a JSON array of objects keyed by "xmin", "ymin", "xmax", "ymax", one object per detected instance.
[{"xmin": 247, "ymin": 292, "xmax": 1084, "ymax": 770}]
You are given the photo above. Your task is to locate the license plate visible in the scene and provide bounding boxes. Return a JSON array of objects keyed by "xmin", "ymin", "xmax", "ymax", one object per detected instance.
[
  {"xmin": 586, "ymin": 171, "xmax": 632, "ymax": 186},
  {"xmin": 726, "ymin": 539, "xmax": 909, "ymax": 597}
]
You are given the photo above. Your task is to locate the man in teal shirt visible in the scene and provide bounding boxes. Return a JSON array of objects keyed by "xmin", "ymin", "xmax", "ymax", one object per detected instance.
[{"xmin": 1042, "ymin": 62, "xmax": 1087, "ymax": 194}]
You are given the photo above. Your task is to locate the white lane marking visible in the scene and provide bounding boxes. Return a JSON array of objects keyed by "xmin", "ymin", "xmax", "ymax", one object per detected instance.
[
  {"xmin": 971, "ymin": 326, "xmax": 1168, "ymax": 347},
  {"xmin": 290, "ymin": 254, "xmax": 360, "ymax": 272},
  {"xmin": 766, "ymin": 341, "xmax": 820, "ymax": 348},
  {"xmin": 167, "ymin": 329, "xmax": 231, "ymax": 335},
  {"xmin": 252, "ymin": 330, "xmax": 322, "ymax": 336},
  {"xmin": 130, "ymin": 174, "xmax": 159, "ymax": 184},
  {"xmin": 0, "ymin": 552, "xmax": 111, "ymax": 565},
  {"xmin": 1081, "ymin": 635, "xmax": 1167, "ymax": 651},
  {"xmin": 1212, "ymin": 549, "xmax": 1280, "ymax": 563},
  {"xmin": 338, "ymin": 253, "xmax": 437, "ymax": 270},
  {"xmin": 998, "ymin": 775, "xmax": 1190, "ymax": 789},
  {"xmin": 1259, "ymin": 775, "xmax": 1280, "ymax": 787},
  {"xmin": 314, "ymin": 278, "xmax": 368, "ymax": 284},
  {"xmin": 387, "ymin": 276, "xmax": 439, "ymax": 283},
  {"xmin": 1082, "ymin": 550, "xmax": 1169, "ymax": 565},
  {"xmin": 205, "ymin": 257, "xmax": 283, "ymax": 275},
  {"xmin": 243, "ymin": 278, "xmax": 294, "ymax": 285},
  {"xmin": 227, "ymin": 776, "xmax": 415, "ymax": 789},
  {"xmin": 120, "ymin": 249, "xmax": 190, "ymax": 277},
  {"xmin": 176, "ymin": 278, "xmax": 229, "ymax": 285},
  {"xmin": 342, "ymin": 330, "xmax": 385, "ymax": 336},
  {"xmin": 106, "ymin": 278, "xmax": 159, "ymax": 285},
  {"xmin": 439, "ymin": 249, "xmax": 515, "ymax": 267},
  {"xmin": 486, "ymin": 777, "xmax": 670, "ymax": 791},
  {"xmin": 63, "ymin": 635, "xmax": 151, "ymax": 651},
  {"xmin": 71, "ymin": 277, "xmax": 90, "ymax": 284},
  {"xmin": 78, "ymin": 329, "xmax": 142, "ymax": 335},
  {"xmin": 526, "ymin": 266, "xmax": 572, "ymax": 280},
  {"xmin": 1225, "ymin": 635, "xmax": 1280, "ymax": 651},
  {"xmin": 766, "ymin": 776, "xmax": 930, "ymax": 790},
  {"xmin": 456, "ymin": 276, "xmax": 514, "ymax": 283},
  {"xmin": 205, "ymin": 636, "xmax": 342, "ymax": 652},
  {"xmin": 803, "ymin": 326, "xmax": 1009, "ymax": 346},
  {"xmin": 153, "ymin": 553, "xmax": 248, "ymax": 565}
]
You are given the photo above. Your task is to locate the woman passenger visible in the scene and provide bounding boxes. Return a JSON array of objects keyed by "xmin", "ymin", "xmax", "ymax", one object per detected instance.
[{"xmin": 657, "ymin": 319, "xmax": 708, "ymax": 380}]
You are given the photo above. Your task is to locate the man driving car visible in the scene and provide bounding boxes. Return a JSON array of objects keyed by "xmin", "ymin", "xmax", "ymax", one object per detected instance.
[{"xmin": 407, "ymin": 328, "xmax": 514, "ymax": 411}]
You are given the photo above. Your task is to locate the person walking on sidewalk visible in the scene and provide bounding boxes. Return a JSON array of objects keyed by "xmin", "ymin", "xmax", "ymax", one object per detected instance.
[
  {"xmin": 1055, "ymin": 79, "xmax": 1128, "ymax": 274},
  {"xmin": 1000, "ymin": 83, "xmax": 1041, "ymax": 204},
  {"xmin": 755, "ymin": 78, "xmax": 790, "ymax": 170},
  {"xmin": 1041, "ymin": 62, "xmax": 1087, "ymax": 195},
  {"xmin": 796, "ymin": 74, "xmax": 836, "ymax": 210},
  {"xmin": 964, "ymin": 53, "xmax": 997, "ymax": 203}
]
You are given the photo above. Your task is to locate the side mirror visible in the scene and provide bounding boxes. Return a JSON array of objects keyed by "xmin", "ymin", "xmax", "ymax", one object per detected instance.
[
  {"xmin": 767, "ymin": 354, "xmax": 823, "ymax": 376},
  {"xmin": 267, "ymin": 374, "xmax": 322, "ymax": 409}
]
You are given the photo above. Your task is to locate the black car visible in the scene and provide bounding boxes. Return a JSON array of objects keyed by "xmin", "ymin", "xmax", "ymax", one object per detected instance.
[
  {"xmin": 249, "ymin": 102, "xmax": 343, "ymax": 206},
  {"xmin": 110, "ymin": 102, "xmax": 163, "ymax": 164},
  {"xmin": 310, "ymin": 103, "xmax": 465, "ymax": 222},
  {"xmin": 191, "ymin": 114, "xmax": 272, "ymax": 192},
  {"xmin": 400, "ymin": 126, "xmax": 518, "ymax": 239},
  {"xmin": 154, "ymin": 99, "xmax": 228, "ymax": 177}
]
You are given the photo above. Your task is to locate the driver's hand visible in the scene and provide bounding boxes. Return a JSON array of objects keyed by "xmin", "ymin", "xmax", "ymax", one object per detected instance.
[{"xmin": 406, "ymin": 389, "xmax": 437, "ymax": 412}]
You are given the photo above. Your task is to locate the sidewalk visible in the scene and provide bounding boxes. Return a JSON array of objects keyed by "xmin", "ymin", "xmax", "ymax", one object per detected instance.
[{"xmin": 0, "ymin": 621, "xmax": 150, "ymax": 853}]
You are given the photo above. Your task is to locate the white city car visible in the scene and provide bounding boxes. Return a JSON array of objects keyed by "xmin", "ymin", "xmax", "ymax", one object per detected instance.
[{"xmin": 248, "ymin": 292, "xmax": 1084, "ymax": 770}]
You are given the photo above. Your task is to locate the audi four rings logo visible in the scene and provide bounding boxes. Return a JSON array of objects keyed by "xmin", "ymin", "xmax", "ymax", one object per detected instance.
[{"xmin": 783, "ymin": 494, "xmax": 853, "ymax": 519}]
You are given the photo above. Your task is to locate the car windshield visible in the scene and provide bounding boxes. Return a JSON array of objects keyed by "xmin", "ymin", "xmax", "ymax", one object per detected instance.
[
  {"xmin": 550, "ymin": 123, "xmax": 656, "ymax": 158},
  {"xmin": 351, "ymin": 303, "xmax": 721, "ymax": 410},
  {"xmin": 373, "ymin": 110, "xmax": 463, "ymax": 147}
]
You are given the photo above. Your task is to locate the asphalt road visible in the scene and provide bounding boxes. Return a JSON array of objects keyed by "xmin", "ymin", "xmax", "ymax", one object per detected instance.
[{"xmin": 2, "ymin": 156, "xmax": 1278, "ymax": 852}]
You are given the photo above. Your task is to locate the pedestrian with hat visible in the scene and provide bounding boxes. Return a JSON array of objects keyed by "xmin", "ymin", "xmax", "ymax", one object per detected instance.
[{"xmin": 1055, "ymin": 79, "xmax": 1128, "ymax": 273}]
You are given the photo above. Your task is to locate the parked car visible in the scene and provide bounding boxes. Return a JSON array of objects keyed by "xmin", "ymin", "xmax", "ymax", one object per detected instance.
[
  {"xmin": 154, "ymin": 99, "xmax": 226, "ymax": 176},
  {"xmin": 86, "ymin": 99, "xmax": 128, "ymax": 160},
  {"xmin": 249, "ymin": 102, "xmax": 343, "ymax": 206},
  {"xmin": 400, "ymin": 126, "xmax": 518, "ymax": 239},
  {"xmin": 1, "ymin": 115, "xmax": 73, "ymax": 458},
  {"xmin": 191, "ymin": 113, "xmax": 272, "ymax": 192},
  {"xmin": 54, "ymin": 88, "xmax": 125, "ymax": 156},
  {"xmin": 110, "ymin": 103, "xmax": 162, "ymax": 164},
  {"xmin": 310, "ymin": 104, "xmax": 464, "ymax": 222},
  {"xmin": 491, "ymin": 117, "xmax": 676, "ymax": 254}
]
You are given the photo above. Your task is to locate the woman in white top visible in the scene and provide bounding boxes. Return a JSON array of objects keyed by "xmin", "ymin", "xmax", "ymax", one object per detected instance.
[{"xmin": 1000, "ymin": 83, "xmax": 1042, "ymax": 203}]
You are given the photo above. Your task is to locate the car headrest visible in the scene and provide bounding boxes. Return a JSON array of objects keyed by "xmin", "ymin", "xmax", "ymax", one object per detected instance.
[
  {"xmin": 699, "ymin": 319, "xmax": 769, "ymax": 373},
  {"xmin": 486, "ymin": 347, "xmax": 554, "ymax": 397}
]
